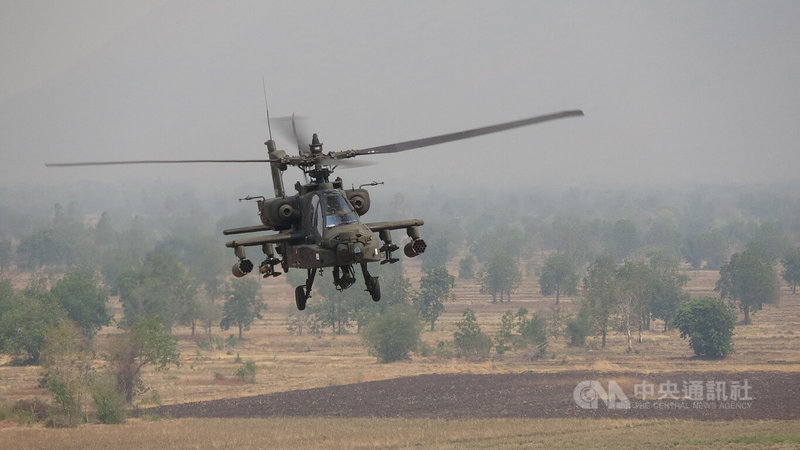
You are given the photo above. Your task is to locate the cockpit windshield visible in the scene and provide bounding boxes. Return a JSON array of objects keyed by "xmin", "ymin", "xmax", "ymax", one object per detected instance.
[{"xmin": 322, "ymin": 191, "xmax": 359, "ymax": 228}]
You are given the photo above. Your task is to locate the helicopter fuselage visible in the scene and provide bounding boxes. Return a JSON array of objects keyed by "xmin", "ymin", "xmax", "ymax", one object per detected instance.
[
  {"xmin": 284, "ymin": 188, "xmax": 381, "ymax": 269},
  {"xmin": 223, "ymin": 177, "xmax": 425, "ymax": 310},
  {"xmin": 224, "ymin": 179, "xmax": 425, "ymax": 277}
]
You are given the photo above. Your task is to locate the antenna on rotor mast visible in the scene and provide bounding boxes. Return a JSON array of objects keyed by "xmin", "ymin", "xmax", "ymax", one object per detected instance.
[
  {"xmin": 262, "ymin": 77, "xmax": 286, "ymax": 198},
  {"xmin": 262, "ymin": 77, "xmax": 273, "ymax": 141}
]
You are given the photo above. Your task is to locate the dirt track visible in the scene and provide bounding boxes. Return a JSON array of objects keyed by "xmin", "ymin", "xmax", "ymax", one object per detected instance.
[{"xmin": 150, "ymin": 371, "xmax": 800, "ymax": 420}]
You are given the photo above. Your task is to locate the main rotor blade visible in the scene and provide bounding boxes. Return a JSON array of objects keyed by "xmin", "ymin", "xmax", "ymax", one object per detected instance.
[
  {"xmin": 354, "ymin": 110, "xmax": 584, "ymax": 155},
  {"xmin": 46, "ymin": 159, "xmax": 270, "ymax": 167},
  {"xmin": 273, "ymin": 114, "xmax": 313, "ymax": 156},
  {"xmin": 320, "ymin": 157, "xmax": 376, "ymax": 169}
]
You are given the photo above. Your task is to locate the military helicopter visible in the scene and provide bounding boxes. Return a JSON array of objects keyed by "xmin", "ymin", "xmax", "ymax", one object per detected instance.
[{"xmin": 47, "ymin": 109, "xmax": 583, "ymax": 310}]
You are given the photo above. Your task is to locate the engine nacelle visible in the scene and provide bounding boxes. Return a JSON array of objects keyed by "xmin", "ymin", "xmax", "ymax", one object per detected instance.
[
  {"xmin": 232, "ymin": 259, "xmax": 254, "ymax": 277},
  {"xmin": 345, "ymin": 189, "xmax": 371, "ymax": 216},
  {"xmin": 258, "ymin": 197, "xmax": 298, "ymax": 230},
  {"xmin": 403, "ymin": 239, "xmax": 427, "ymax": 257}
]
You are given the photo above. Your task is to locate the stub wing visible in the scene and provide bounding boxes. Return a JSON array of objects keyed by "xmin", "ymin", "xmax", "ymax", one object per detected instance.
[
  {"xmin": 365, "ymin": 219, "xmax": 424, "ymax": 232},
  {"xmin": 225, "ymin": 232, "xmax": 298, "ymax": 248}
]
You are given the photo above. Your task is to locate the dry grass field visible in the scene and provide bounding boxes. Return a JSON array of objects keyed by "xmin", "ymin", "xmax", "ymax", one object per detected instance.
[
  {"xmin": 1, "ymin": 258, "xmax": 799, "ymax": 448},
  {"xmin": 2, "ymin": 417, "xmax": 799, "ymax": 449}
]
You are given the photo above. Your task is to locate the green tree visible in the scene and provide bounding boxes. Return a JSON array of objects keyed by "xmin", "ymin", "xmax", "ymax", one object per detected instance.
[
  {"xmin": 453, "ymin": 308, "xmax": 492, "ymax": 358},
  {"xmin": 478, "ymin": 251, "xmax": 521, "ymax": 303},
  {"xmin": 616, "ymin": 260, "xmax": 650, "ymax": 353},
  {"xmin": 0, "ymin": 277, "xmax": 66, "ymax": 364},
  {"xmin": 565, "ymin": 307, "xmax": 594, "ymax": 347},
  {"xmin": 107, "ymin": 315, "xmax": 180, "ymax": 403},
  {"xmin": 513, "ymin": 308, "xmax": 548, "ymax": 356},
  {"xmin": 361, "ymin": 304, "xmax": 423, "ymax": 363},
  {"xmin": 606, "ymin": 219, "xmax": 642, "ymax": 260},
  {"xmin": 234, "ymin": 361, "xmax": 257, "ymax": 384},
  {"xmin": 0, "ymin": 276, "xmax": 13, "ymax": 318},
  {"xmin": 98, "ymin": 218, "xmax": 150, "ymax": 285},
  {"xmin": 198, "ymin": 298, "xmax": 222, "ymax": 338},
  {"xmin": 716, "ymin": 250, "xmax": 779, "ymax": 325},
  {"xmin": 50, "ymin": 265, "xmax": 110, "ymax": 338},
  {"xmin": 40, "ymin": 320, "xmax": 94, "ymax": 426},
  {"xmin": 116, "ymin": 251, "xmax": 198, "ymax": 332},
  {"xmin": 353, "ymin": 265, "xmax": 412, "ymax": 332},
  {"xmin": 745, "ymin": 222, "xmax": 793, "ymax": 262},
  {"xmin": 157, "ymin": 233, "xmax": 227, "ymax": 301},
  {"xmin": 309, "ymin": 280, "xmax": 356, "ymax": 334},
  {"xmin": 93, "ymin": 211, "xmax": 116, "ymax": 245},
  {"xmin": 420, "ymin": 237, "xmax": 450, "ymax": 272},
  {"xmin": 494, "ymin": 308, "xmax": 548, "ymax": 356},
  {"xmin": 90, "ymin": 375, "xmax": 127, "ymax": 424},
  {"xmin": 220, "ymin": 278, "xmax": 265, "ymax": 339},
  {"xmin": 546, "ymin": 217, "xmax": 593, "ymax": 266},
  {"xmin": 471, "ymin": 222, "xmax": 524, "ymax": 261},
  {"xmin": 494, "ymin": 310, "xmax": 517, "ymax": 354},
  {"xmin": 538, "ymin": 252, "xmax": 579, "ymax": 305},
  {"xmin": 582, "ymin": 253, "xmax": 619, "ymax": 348},
  {"xmin": 682, "ymin": 230, "xmax": 728, "ymax": 270},
  {"xmin": 413, "ymin": 266, "xmax": 455, "ymax": 331},
  {"xmin": 16, "ymin": 228, "xmax": 73, "ymax": 270},
  {"xmin": 458, "ymin": 254, "xmax": 476, "ymax": 279},
  {"xmin": 781, "ymin": 246, "xmax": 800, "ymax": 294},
  {"xmin": 372, "ymin": 265, "xmax": 411, "ymax": 311},
  {"xmin": 673, "ymin": 296, "xmax": 736, "ymax": 358},
  {"xmin": 647, "ymin": 252, "xmax": 690, "ymax": 331},
  {"xmin": 645, "ymin": 210, "xmax": 682, "ymax": 253}
]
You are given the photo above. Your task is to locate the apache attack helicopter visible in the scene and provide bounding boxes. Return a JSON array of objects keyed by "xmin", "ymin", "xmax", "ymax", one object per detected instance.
[{"xmin": 47, "ymin": 109, "xmax": 583, "ymax": 310}]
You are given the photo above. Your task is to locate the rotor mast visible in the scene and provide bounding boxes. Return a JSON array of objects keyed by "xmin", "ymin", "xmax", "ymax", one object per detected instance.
[
  {"xmin": 266, "ymin": 139, "xmax": 286, "ymax": 198},
  {"xmin": 307, "ymin": 133, "xmax": 332, "ymax": 184}
]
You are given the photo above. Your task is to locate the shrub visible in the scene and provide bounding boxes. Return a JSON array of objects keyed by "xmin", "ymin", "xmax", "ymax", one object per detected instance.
[
  {"xmin": 45, "ymin": 377, "xmax": 81, "ymax": 427},
  {"xmin": 453, "ymin": 309, "xmax": 492, "ymax": 358},
  {"xmin": 494, "ymin": 308, "xmax": 548, "ymax": 357},
  {"xmin": 11, "ymin": 398, "xmax": 54, "ymax": 425},
  {"xmin": 225, "ymin": 335, "xmax": 240, "ymax": 348},
  {"xmin": 434, "ymin": 340, "xmax": 455, "ymax": 359},
  {"xmin": 195, "ymin": 336, "xmax": 224, "ymax": 351},
  {"xmin": 361, "ymin": 304, "xmax": 423, "ymax": 363},
  {"xmin": 91, "ymin": 375, "xmax": 127, "ymax": 424},
  {"xmin": 516, "ymin": 312, "xmax": 548, "ymax": 357},
  {"xmin": 672, "ymin": 296, "xmax": 736, "ymax": 358},
  {"xmin": 417, "ymin": 341, "xmax": 434, "ymax": 357},
  {"xmin": 107, "ymin": 315, "xmax": 180, "ymax": 403},
  {"xmin": 40, "ymin": 319, "xmax": 94, "ymax": 427},
  {"xmin": 234, "ymin": 361, "xmax": 257, "ymax": 384},
  {"xmin": 565, "ymin": 309, "xmax": 593, "ymax": 347}
]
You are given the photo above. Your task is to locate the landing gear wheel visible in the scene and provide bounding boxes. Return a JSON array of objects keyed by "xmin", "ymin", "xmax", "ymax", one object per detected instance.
[
  {"xmin": 295, "ymin": 286, "xmax": 307, "ymax": 311},
  {"xmin": 367, "ymin": 277, "xmax": 381, "ymax": 302}
]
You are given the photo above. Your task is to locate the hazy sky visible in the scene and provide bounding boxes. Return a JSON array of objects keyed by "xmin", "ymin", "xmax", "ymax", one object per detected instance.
[{"xmin": 1, "ymin": 0, "xmax": 799, "ymax": 192}]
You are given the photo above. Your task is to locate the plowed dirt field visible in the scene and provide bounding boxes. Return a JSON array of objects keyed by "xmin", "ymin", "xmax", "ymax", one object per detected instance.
[{"xmin": 150, "ymin": 371, "xmax": 800, "ymax": 420}]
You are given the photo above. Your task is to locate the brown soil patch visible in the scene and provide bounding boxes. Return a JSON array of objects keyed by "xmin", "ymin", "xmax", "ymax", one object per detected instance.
[{"xmin": 149, "ymin": 370, "xmax": 799, "ymax": 421}]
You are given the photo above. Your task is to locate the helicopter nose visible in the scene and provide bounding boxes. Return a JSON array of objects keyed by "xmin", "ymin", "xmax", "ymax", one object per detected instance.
[
  {"xmin": 351, "ymin": 243, "xmax": 364, "ymax": 261},
  {"xmin": 336, "ymin": 242, "xmax": 364, "ymax": 262}
]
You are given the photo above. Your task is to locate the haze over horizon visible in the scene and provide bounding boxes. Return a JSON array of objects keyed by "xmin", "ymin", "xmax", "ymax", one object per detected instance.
[{"xmin": 1, "ymin": 1, "xmax": 799, "ymax": 192}]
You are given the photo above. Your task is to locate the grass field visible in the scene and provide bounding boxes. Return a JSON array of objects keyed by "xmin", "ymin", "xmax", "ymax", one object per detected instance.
[
  {"xmin": 2, "ymin": 417, "xmax": 799, "ymax": 449},
  {"xmin": 1, "ymin": 259, "xmax": 799, "ymax": 448}
]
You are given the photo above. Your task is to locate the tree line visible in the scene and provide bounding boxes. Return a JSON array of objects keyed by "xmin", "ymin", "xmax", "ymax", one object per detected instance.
[{"xmin": 2, "ymin": 182, "xmax": 800, "ymax": 422}]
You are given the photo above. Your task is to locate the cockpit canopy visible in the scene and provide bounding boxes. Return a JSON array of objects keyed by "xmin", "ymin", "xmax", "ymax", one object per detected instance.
[{"xmin": 310, "ymin": 190, "xmax": 360, "ymax": 235}]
